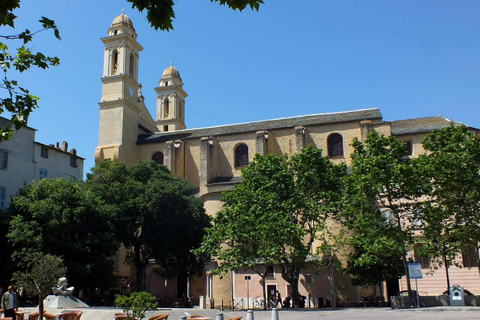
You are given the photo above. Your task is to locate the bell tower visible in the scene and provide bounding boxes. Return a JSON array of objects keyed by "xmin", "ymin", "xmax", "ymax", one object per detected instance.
[
  {"xmin": 155, "ymin": 64, "xmax": 188, "ymax": 132},
  {"xmin": 96, "ymin": 11, "xmax": 154, "ymax": 165}
]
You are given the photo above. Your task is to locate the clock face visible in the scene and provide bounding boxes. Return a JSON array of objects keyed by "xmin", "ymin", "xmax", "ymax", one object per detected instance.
[{"xmin": 129, "ymin": 86, "xmax": 134, "ymax": 97}]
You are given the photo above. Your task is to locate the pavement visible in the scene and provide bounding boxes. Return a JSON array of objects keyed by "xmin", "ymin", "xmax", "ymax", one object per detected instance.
[{"xmin": 17, "ymin": 306, "xmax": 480, "ymax": 320}]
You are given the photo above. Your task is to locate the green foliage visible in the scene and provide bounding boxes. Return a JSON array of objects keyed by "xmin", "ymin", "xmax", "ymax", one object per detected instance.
[
  {"xmin": 0, "ymin": 3, "xmax": 60, "ymax": 141},
  {"xmin": 417, "ymin": 124, "xmax": 480, "ymax": 268},
  {"xmin": 87, "ymin": 160, "xmax": 210, "ymax": 290},
  {"xmin": 0, "ymin": 208, "xmax": 15, "ymax": 289},
  {"xmin": 115, "ymin": 291, "xmax": 158, "ymax": 320},
  {"xmin": 343, "ymin": 210, "xmax": 405, "ymax": 287},
  {"xmin": 342, "ymin": 130, "xmax": 424, "ymax": 290},
  {"xmin": 197, "ymin": 146, "xmax": 345, "ymax": 307},
  {"xmin": 12, "ymin": 252, "xmax": 65, "ymax": 299},
  {"xmin": 127, "ymin": 0, "xmax": 264, "ymax": 30},
  {"xmin": 7, "ymin": 178, "xmax": 119, "ymax": 291},
  {"xmin": 12, "ymin": 252, "xmax": 65, "ymax": 319}
]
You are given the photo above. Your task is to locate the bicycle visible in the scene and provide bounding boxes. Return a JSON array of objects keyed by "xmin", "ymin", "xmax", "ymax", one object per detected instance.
[{"xmin": 252, "ymin": 297, "xmax": 265, "ymax": 309}]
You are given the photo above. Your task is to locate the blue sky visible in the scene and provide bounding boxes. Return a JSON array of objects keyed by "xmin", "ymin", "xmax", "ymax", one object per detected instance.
[{"xmin": 6, "ymin": 0, "xmax": 480, "ymax": 176}]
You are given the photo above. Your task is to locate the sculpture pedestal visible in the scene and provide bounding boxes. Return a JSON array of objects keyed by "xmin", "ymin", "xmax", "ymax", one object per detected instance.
[{"xmin": 43, "ymin": 295, "xmax": 90, "ymax": 309}]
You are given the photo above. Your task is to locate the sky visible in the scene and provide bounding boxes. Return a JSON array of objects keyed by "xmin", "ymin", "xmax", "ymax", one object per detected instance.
[{"xmin": 5, "ymin": 0, "xmax": 480, "ymax": 177}]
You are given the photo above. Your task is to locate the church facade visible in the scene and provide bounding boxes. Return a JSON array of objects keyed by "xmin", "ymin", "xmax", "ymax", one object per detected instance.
[{"xmin": 96, "ymin": 13, "xmax": 480, "ymax": 307}]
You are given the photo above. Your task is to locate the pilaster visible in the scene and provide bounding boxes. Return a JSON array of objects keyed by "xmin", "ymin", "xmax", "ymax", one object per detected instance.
[{"xmin": 294, "ymin": 126, "xmax": 306, "ymax": 153}]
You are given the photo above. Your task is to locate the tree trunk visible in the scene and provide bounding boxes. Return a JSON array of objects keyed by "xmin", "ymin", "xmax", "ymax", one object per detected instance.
[
  {"xmin": 261, "ymin": 276, "xmax": 267, "ymax": 310},
  {"xmin": 38, "ymin": 294, "xmax": 44, "ymax": 319},
  {"xmin": 134, "ymin": 243, "xmax": 144, "ymax": 291},
  {"xmin": 281, "ymin": 265, "xmax": 300, "ymax": 308}
]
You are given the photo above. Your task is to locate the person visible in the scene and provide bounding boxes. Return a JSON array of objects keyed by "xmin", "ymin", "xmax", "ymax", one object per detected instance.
[
  {"xmin": 282, "ymin": 296, "xmax": 291, "ymax": 308},
  {"xmin": 275, "ymin": 290, "xmax": 282, "ymax": 308},
  {"xmin": 1, "ymin": 285, "xmax": 19, "ymax": 318}
]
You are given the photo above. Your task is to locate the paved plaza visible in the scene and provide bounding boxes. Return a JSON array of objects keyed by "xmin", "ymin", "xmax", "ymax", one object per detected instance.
[{"xmin": 18, "ymin": 307, "xmax": 480, "ymax": 320}]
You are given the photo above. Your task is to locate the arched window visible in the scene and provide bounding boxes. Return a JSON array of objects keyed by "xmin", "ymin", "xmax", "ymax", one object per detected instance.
[
  {"xmin": 327, "ymin": 133, "xmax": 344, "ymax": 157},
  {"xmin": 129, "ymin": 53, "xmax": 134, "ymax": 77},
  {"xmin": 112, "ymin": 49, "xmax": 118, "ymax": 75},
  {"xmin": 235, "ymin": 144, "xmax": 249, "ymax": 167},
  {"xmin": 152, "ymin": 152, "xmax": 164, "ymax": 165},
  {"xmin": 164, "ymin": 98, "xmax": 169, "ymax": 117}
]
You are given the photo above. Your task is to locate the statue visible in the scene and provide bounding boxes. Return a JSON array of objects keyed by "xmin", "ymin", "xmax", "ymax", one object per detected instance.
[{"xmin": 52, "ymin": 277, "xmax": 74, "ymax": 296}]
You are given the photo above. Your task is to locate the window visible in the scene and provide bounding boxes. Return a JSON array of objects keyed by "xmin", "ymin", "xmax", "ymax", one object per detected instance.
[
  {"xmin": 235, "ymin": 144, "xmax": 249, "ymax": 167},
  {"xmin": 129, "ymin": 53, "xmax": 134, "ymax": 77},
  {"xmin": 327, "ymin": 133, "xmax": 344, "ymax": 158},
  {"xmin": 414, "ymin": 246, "xmax": 430, "ymax": 269},
  {"xmin": 39, "ymin": 168, "xmax": 48, "ymax": 179},
  {"xmin": 163, "ymin": 125, "xmax": 168, "ymax": 132},
  {"xmin": 462, "ymin": 246, "xmax": 478, "ymax": 268},
  {"xmin": 152, "ymin": 152, "xmax": 164, "ymax": 165},
  {"xmin": 306, "ymin": 274, "xmax": 313, "ymax": 284},
  {"xmin": 404, "ymin": 140, "xmax": 413, "ymax": 155},
  {"xmin": 41, "ymin": 146, "xmax": 49, "ymax": 158},
  {"xmin": 0, "ymin": 149, "xmax": 8, "ymax": 169},
  {"xmin": 112, "ymin": 49, "xmax": 118, "ymax": 75},
  {"xmin": 164, "ymin": 98, "xmax": 169, "ymax": 117},
  {"xmin": 265, "ymin": 266, "xmax": 274, "ymax": 278},
  {"xmin": 0, "ymin": 186, "xmax": 5, "ymax": 208},
  {"xmin": 70, "ymin": 157, "xmax": 77, "ymax": 168}
]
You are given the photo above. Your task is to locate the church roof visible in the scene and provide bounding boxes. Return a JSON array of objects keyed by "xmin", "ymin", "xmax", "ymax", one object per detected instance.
[
  {"xmin": 390, "ymin": 116, "xmax": 470, "ymax": 135},
  {"xmin": 137, "ymin": 108, "xmax": 383, "ymax": 144}
]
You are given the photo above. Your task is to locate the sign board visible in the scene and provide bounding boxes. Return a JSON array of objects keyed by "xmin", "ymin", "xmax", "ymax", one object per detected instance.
[
  {"xmin": 408, "ymin": 263, "xmax": 423, "ymax": 279},
  {"xmin": 245, "ymin": 276, "xmax": 251, "ymax": 280}
]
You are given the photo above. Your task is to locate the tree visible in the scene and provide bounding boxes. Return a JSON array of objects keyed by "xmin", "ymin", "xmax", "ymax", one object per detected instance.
[
  {"xmin": 87, "ymin": 160, "xmax": 210, "ymax": 292},
  {"xmin": 7, "ymin": 178, "xmax": 119, "ymax": 295},
  {"xmin": 417, "ymin": 125, "xmax": 480, "ymax": 283},
  {"xmin": 127, "ymin": 0, "xmax": 264, "ymax": 30},
  {"xmin": 0, "ymin": 2, "xmax": 60, "ymax": 141},
  {"xmin": 115, "ymin": 291, "xmax": 158, "ymax": 320},
  {"xmin": 342, "ymin": 207, "xmax": 405, "ymax": 290},
  {"xmin": 0, "ymin": 208, "xmax": 15, "ymax": 290},
  {"xmin": 12, "ymin": 252, "xmax": 66, "ymax": 319},
  {"xmin": 343, "ymin": 130, "xmax": 425, "ymax": 298},
  {"xmin": 198, "ymin": 146, "xmax": 345, "ymax": 307}
]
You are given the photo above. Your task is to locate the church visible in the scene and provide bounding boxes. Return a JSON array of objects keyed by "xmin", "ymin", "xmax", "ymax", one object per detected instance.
[{"xmin": 95, "ymin": 12, "xmax": 480, "ymax": 308}]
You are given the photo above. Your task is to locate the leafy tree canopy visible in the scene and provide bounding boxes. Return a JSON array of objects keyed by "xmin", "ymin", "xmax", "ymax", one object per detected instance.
[
  {"xmin": 417, "ymin": 124, "xmax": 480, "ymax": 268},
  {"xmin": 0, "ymin": 1, "xmax": 60, "ymax": 141},
  {"xmin": 198, "ymin": 146, "xmax": 345, "ymax": 307},
  {"xmin": 87, "ymin": 160, "xmax": 210, "ymax": 291},
  {"xmin": 12, "ymin": 252, "xmax": 66, "ymax": 318},
  {"xmin": 127, "ymin": 0, "xmax": 264, "ymax": 30},
  {"xmin": 342, "ymin": 130, "xmax": 425, "ymax": 293},
  {"xmin": 7, "ymin": 178, "xmax": 119, "ymax": 291}
]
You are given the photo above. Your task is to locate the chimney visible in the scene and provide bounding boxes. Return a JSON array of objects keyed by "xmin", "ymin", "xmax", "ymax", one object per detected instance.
[{"xmin": 62, "ymin": 141, "xmax": 68, "ymax": 152}]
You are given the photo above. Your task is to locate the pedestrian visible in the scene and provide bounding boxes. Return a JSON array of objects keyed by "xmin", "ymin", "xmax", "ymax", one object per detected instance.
[
  {"xmin": 1, "ymin": 285, "xmax": 19, "ymax": 318},
  {"xmin": 275, "ymin": 290, "xmax": 282, "ymax": 308}
]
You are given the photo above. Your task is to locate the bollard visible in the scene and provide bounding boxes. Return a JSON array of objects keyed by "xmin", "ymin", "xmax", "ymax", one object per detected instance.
[
  {"xmin": 216, "ymin": 313, "xmax": 224, "ymax": 320},
  {"xmin": 271, "ymin": 307, "xmax": 279, "ymax": 320},
  {"xmin": 246, "ymin": 309, "xmax": 254, "ymax": 320}
]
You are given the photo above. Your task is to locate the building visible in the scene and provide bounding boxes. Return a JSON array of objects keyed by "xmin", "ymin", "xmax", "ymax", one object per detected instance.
[
  {"xmin": 96, "ymin": 12, "xmax": 480, "ymax": 307},
  {"xmin": 0, "ymin": 117, "xmax": 84, "ymax": 209}
]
